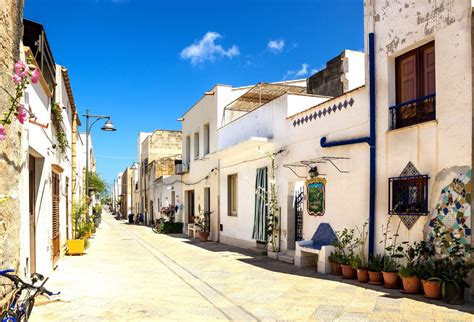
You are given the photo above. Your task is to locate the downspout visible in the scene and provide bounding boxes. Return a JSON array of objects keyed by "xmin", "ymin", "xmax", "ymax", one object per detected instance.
[{"xmin": 320, "ymin": 33, "xmax": 376, "ymax": 256}]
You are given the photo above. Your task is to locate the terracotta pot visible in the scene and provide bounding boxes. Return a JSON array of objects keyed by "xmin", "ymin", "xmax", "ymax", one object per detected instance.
[
  {"xmin": 341, "ymin": 265, "xmax": 356, "ymax": 279},
  {"xmin": 198, "ymin": 231, "xmax": 209, "ymax": 242},
  {"xmin": 443, "ymin": 282, "xmax": 464, "ymax": 305},
  {"xmin": 331, "ymin": 263, "xmax": 342, "ymax": 275},
  {"xmin": 401, "ymin": 276, "xmax": 421, "ymax": 293},
  {"xmin": 422, "ymin": 279, "xmax": 441, "ymax": 299},
  {"xmin": 368, "ymin": 271, "xmax": 383, "ymax": 285},
  {"xmin": 382, "ymin": 271, "xmax": 400, "ymax": 289},
  {"xmin": 357, "ymin": 268, "xmax": 369, "ymax": 283}
]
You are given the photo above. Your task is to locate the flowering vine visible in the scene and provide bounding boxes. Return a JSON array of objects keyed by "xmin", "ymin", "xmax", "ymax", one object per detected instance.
[
  {"xmin": 51, "ymin": 102, "xmax": 69, "ymax": 154},
  {"xmin": 0, "ymin": 59, "xmax": 39, "ymax": 140}
]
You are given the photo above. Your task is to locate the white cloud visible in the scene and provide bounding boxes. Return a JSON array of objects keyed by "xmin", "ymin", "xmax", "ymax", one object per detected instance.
[
  {"xmin": 180, "ymin": 32, "xmax": 240, "ymax": 65},
  {"xmin": 284, "ymin": 63, "xmax": 312, "ymax": 80},
  {"xmin": 267, "ymin": 39, "xmax": 285, "ymax": 53},
  {"xmin": 295, "ymin": 63, "xmax": 309, "ymax": 77}
]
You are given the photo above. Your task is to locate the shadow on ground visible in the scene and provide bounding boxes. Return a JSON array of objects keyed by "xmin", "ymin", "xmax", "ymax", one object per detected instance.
[{"xmin": 158, "ymin": 231, "xmax": 474, "ymax": 315}]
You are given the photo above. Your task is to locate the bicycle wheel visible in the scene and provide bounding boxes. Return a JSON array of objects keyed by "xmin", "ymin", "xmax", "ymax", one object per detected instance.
[{"xmin": 21, "ymin": 297, "xmax": 35, "ymax": 322}]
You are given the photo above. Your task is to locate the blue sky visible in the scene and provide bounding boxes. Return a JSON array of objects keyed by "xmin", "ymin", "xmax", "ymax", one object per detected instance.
[{"xmin": 24, "ymin": 0, "xmax": 364, "ymax": 185}]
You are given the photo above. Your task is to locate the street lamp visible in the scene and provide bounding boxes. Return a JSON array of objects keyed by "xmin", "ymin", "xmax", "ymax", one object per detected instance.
[{"xmin": 84, "ymin": 109, "xmax": 116, "ymax": 221}]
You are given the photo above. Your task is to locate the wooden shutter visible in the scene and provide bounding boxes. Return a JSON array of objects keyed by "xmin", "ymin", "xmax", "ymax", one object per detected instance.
[
  {"xmin": 52, "ymin": 172, "xmax": 60, "ymax": 263},
  {"xmin": 422, "ymin": 44, "xmax": 435, "ymax": 95},
  {"xmin": 397, "ymin": 53, "xmax": 417, "ymax": 104}
]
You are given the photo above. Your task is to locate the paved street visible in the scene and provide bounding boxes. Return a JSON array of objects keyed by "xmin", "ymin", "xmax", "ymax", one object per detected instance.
[{"xmin": 32, "ymin": 214, "xmax": 474, "ymax": 321}]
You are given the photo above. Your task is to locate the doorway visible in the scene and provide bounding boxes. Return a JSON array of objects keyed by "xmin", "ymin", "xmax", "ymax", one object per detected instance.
[
  {"xmin": 52, "ymin": 171, "xmax": 60, "ymax": 265},
  {"xmin": 28, "ymin": 155, "xmax": 36, "ymax": 274},
  {"xmin": 186, "ymin": 190, "xmax": 195, "ymax": 223}
]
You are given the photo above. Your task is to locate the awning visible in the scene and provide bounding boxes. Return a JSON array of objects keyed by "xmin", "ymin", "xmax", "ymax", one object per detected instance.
[{"xmin": 224, "ymin": 82, "xmax": 306, "ymax": 113}]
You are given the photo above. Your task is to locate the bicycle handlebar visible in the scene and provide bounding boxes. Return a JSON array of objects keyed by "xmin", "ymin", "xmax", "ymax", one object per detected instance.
[{"xmin": 0, "ymin": 269, "xmax": 60, "ymax": 296}]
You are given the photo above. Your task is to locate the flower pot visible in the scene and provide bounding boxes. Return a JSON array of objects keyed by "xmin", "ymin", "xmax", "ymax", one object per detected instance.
[
  {"xmin": 341, "ymin": 265, "xmax": 356, "ymax": 279},
  {"xmin": 331, "ymin": 263, "xmax": 342, "ymax": 275},
  {"xmin": 67, "ymin": 239, "xmax": 84, "ymax": 255},
  {"xmin": 357, "ymin": 268, "xmax": 369, "ymax": 283},
  {"xmin": 198, "ymin": 231, "xmax": 209, "ymax": 242},
  {"xmin": 368, "ymin": 271, "xmax": 383, "ymax": 285},
  {"xmin": 401, "ymin": 276, "xmax": 421, "ymax": 294},
  {"xmin": 382, "ymin": 271, "xmax": 400, "ymax": 289},
  {"xmin": 422, "ymin": 279, "xmax": 441, "ymax": 299},
  {"xmin": 443, "ymin": 282, "xmax": 464, "ymax": 305}
]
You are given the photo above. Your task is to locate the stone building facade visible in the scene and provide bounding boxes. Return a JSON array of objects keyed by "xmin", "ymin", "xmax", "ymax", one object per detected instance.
[{"xmin": 0, "ymin": 0, "xmax": 24, "ymax": 307}]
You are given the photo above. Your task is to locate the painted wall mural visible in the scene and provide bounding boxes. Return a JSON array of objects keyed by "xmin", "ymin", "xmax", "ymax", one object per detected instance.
[
  {"xmin": 428, "ymin": 169, "xmax": 472, "ymax": 254},
  {"xmin": 306, "ymin": 177, "xmax": 326, "ymax": 216}
]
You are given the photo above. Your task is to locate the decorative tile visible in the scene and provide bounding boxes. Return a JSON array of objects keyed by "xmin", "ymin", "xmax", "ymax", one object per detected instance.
[
  {"xmin": 291, "ymin": 97, "xmax": 356, "ymax": 127},
  {"xmin": 311, "ymin": 223, "xmax": 337, "ymax": 250}
]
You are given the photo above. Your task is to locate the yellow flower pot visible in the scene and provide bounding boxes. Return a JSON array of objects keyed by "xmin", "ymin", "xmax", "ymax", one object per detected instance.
[{"xmin": 67, "ymin": 239, "xmax": 85, "ymax": 255}]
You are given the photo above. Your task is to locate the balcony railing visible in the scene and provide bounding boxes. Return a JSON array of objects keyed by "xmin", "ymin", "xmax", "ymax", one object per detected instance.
[
  {"xmin": 175, "ymin": 163, "xmax": 189, "ymax": 175},
  {"xmin": 389, "ymin": 93, "xmax": 436, "ymax": 130}
]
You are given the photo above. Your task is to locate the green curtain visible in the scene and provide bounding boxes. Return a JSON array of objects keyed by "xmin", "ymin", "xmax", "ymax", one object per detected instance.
[{"xmin": 252, "ymin": 167, "xmax": 268, "ymax": 242}]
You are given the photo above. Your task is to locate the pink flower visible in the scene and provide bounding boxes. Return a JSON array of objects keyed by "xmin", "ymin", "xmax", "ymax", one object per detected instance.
[
  {"xmin": 31, "ymin": 67, "xmax": 40, "ymax": 84},
  {"xmin": 12, "ymin": 74, "xmax": 22, "ymax": 85},
  {"xmin": 16, "ymin": 104, "xmax": 28, "ymax": 124},
  {"xmin": 14, "ymin": 60, "xmax": 29, "ymax": 78},
  {"xmin": 0, "ymin": 125, "xmax": 6, "ymax": 141}
]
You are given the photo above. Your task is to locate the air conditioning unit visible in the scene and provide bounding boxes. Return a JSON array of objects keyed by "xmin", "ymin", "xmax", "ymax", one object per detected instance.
[{"xmin": 175, "ymin": 163, "xmax": 189, "ymax": 174}]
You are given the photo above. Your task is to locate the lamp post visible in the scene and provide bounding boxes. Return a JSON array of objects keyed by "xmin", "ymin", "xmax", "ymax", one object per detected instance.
[
  {"xmin": 84, "ymin": 109, "xmax": 116, "ymax": 221},
  {"xmin": 130, "ymin": 162, "xmax": 138, "ymax": 218}
]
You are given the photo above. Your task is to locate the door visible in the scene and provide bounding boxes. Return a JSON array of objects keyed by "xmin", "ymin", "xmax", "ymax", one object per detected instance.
[
  {"xmin": 187, "ymin": 190, "xmax": 195, "ymax": 223},
  {"xmin": 295, "ymin": 186, "xmax": 304, "ymax": 242},
  {"xmin": 204, "ymin": 187, "xmax": 210, "ymax": 213},
  {"xmin": 52, "ymin": 172, "xmax": 60, "ymax": 265},
  {"xmin": 28, "ymin": 155, "xmax": 36, "ymax": 274}
]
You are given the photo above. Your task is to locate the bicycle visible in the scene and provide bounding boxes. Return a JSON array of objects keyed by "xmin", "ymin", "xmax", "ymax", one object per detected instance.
[{"xmin": 0, "ymin": 269, "xmax": 60, "ymax": 322}]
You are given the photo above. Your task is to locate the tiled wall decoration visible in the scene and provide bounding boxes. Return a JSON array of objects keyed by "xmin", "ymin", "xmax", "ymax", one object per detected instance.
[
  {"xmin": 428, "ymin": 170, "xmax": 472, "ymax": 254},
  {"xmin": 292, "ymin": 98, "xmax": 355, "ymax": 127}
]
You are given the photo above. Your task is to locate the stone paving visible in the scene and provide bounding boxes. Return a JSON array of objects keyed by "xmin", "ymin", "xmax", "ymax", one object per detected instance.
[{"xmin": 31, "ymin": 214, "xmax": 474, "ymax": 321}]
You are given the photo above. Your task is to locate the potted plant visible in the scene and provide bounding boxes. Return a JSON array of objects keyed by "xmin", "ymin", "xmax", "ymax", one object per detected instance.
[
  {"xmin": 431, "ymin": 224, "xmax": 474, "ymax": 304},
  {"xmin": 381, "ymin": 215, "xmax": 403, "ymax": 289},
  {"xmin": 67, "ymin": 202, "xmax": 86, "ymax": 255},
  {"xmin": 420, "ymin": 257, "xmax": 443, "ymax": 299},
  {"xmin": 354, "ymin": 221, "xmax": 369, "ymax": 283},
  {"xmin": 328, "ymin": 251, "xmax": 342, "ymax": 275},
  {"xmin": 334, "ymin": 228, "xmax": 357, "ymax": 279},
  {"xmin": 194, "ymin": 209, "xmax": 211, "ymax": 242},
  {"xmin": 368, "ymin": 254, "xmax": 384, "ymax": 285},
  {"xmin": 399, "ymin": 241, "xmax": 432, "ymax": 293}
]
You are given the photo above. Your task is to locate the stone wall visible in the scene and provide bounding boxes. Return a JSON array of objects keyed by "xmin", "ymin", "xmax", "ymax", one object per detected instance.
[
  {"xmin": 0, "ymin": 0, "xmax": 24, "ymax": 307},
  {"xmin": 306, "ymin": 54, "xmax": 344, "ymax": 97}
]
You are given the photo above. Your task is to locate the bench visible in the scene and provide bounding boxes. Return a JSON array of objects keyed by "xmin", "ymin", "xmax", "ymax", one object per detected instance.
[
  {"xmin": 187, "ymin": 223, "xmax": 196, "ymax": 238},
  {"xmin": 294, "ymin": 223, "xmax": 337, "ymax": 274}
]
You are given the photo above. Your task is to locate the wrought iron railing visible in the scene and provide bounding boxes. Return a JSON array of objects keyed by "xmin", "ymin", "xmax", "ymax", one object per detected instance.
[
  {"xmin": 388, "ymin": 175, "xmax": 429, "ymax": 216},
  {"xmin": 389, "ymin": 93, "xmax": 436, "ymax": 130}
]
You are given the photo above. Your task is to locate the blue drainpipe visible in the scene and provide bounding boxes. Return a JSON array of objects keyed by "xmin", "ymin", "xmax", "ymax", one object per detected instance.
[{"xmin": 320, "ymin": 33, "xmax": 376, "ymax": 257}]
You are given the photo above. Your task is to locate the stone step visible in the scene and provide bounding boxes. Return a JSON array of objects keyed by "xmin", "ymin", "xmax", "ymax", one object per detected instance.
[
  {"xmin": 277, "ymin": 253, "xmax": 295, "ymax": 264},
  {"xmin": 247, "ymin": 247, "xmax": 267, "ymax": 256}
]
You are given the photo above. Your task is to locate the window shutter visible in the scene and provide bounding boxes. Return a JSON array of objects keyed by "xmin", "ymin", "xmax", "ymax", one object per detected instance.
[
  {"xmin": 397, "ymin": 54, "xmax": 417, "ymax": 104},
  {"xmin": 423, "ymin": 45, "xmax": 436, "ymax": 95}
]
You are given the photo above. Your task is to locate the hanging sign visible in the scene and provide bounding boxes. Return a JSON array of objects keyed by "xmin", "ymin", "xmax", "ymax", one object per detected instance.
[{"xmin": 306, "ymin": 177, "xmax": 326, "ymax": 216}]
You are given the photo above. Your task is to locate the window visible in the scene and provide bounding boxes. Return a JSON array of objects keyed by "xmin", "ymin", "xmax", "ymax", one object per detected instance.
[
  {"xmin": 388, "ymin": 175, "xmax": 429, "ymax": 215},
  {"xmin": 228, "ymin": 174, "xmax": 238, "ymax": 216},
  {"xmin": 185, "ymin": 136, "xmax": 191, "ymax": 163},
  {"xmin": 203, "ymin": 124, "xmax": 210, "ymax": 155},
  {"xmin": 194, "ymin": 132, "xmax": 200, "ymax": 159},
  {"xmin": 391, "ymin": 41, "xmax": 435, "ymax": 129}
]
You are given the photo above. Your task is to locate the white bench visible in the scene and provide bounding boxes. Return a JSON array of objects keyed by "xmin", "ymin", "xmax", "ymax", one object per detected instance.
[
  {"xmin": 295, "ymin": 241, "xmax": 334, "ymax": 274},
  {"xmin": 187, "ymin": 223, "xmax": 196, "ymax": 238}
]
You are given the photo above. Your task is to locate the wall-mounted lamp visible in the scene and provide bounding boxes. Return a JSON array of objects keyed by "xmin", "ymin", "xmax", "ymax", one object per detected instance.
[{"xmin": 308, "ymin": 166, "xmax": 318, "ymax": 178}]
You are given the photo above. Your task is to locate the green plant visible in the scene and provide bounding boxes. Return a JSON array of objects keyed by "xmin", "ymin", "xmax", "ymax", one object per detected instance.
[
  {"xmin": 333, "ymin": 228, "xmax": 358, "ymax": 266},
  {"xmin": 88, "ymin": 171, "xmax": 107, "ymax": 194},
  {"xmin": 50, "ymin": 102, "xmax": 69, "ymax": 154},
  {"xmin": 355, "ymin": 220, "xmax": 369, "ymax": 268},
  {"xmin": 368, "ymin": 254, "xmax": 384, "ymax": 272},
  {"xmin": 194, "ymin": 210, "xmax": 211, "ymax": 233},
  {"xmin": 350, "ymin": 255, "xmax": 363, "ymax": 269},
  {"xmin": 156, "ymin": 222, "xmax": 183, "ymax": 234},
  {"xmin": 381, "ymin": 214, "xmax": 404, "ymax": 272},
  {"xmin": 72, "ymin": 201, "xmax": 86, "ymax": 239}
]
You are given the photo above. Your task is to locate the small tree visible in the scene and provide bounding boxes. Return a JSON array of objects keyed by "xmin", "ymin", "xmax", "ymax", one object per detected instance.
[{"xmin": 88, "ymin": 171, "xmax": 107, "ymax": 194}]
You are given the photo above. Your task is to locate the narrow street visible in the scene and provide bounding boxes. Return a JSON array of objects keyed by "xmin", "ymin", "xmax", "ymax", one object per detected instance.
[{"xmin": 31, "ymin": 214, "xmax": 473, "ymax": 321}]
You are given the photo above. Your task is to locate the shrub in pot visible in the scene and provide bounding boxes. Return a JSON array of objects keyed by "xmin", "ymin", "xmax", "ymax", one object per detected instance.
[
  {"xmin": 328, "ymin": 251, "xmax": 342, "ymax": 275},
  {"xmin": 368, "ymin": 254, "xmax": 384, "ymax": 285},
  {"xmin": 398, "ymin": 241, "xmax": 428, "ymax": 293},
  {"xmin": 352, "ymin": 255, "xmax": 368, "ymax": 283},
  {"xmin": 399, "ymin": 265, "xmax": 421, "ymax": 293},
  {"xmin": 420, "ymin": 258, "xmax": 443, "ymax": 299},
  {"xmin": 382, "ymin": 256, "xmax": 400, "ymax": 289},
  {"xmin": 340, "ymin": 255, "xmax": 356, "ymax": 279},
  {"xmin": 194, "ymin": 210, "xmax": 212, "ymax": 242},
  {"xmin": 333, "ymin": 228, "xmax": 358, "ymax": 278}
]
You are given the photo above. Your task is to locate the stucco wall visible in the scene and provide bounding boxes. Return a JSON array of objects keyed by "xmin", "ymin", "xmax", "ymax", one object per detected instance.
[{"xmin": 365, "ymin": 0, "xmax": 473, "ymax": 251}]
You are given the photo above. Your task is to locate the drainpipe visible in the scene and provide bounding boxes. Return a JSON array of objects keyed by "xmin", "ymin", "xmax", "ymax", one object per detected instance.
[{"xmin": 320, "ymin": 33, "xmax": 376, "ymax": 257}]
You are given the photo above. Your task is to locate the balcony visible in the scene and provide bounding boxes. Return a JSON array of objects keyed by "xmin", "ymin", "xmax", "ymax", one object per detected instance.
[
  {"xmin": 175, "ymin": 163, "xmax": 189, "ymax": 175},
  {"xmin": 389, "ymin": 93, "xmax": 436, "ymax": 130}
]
